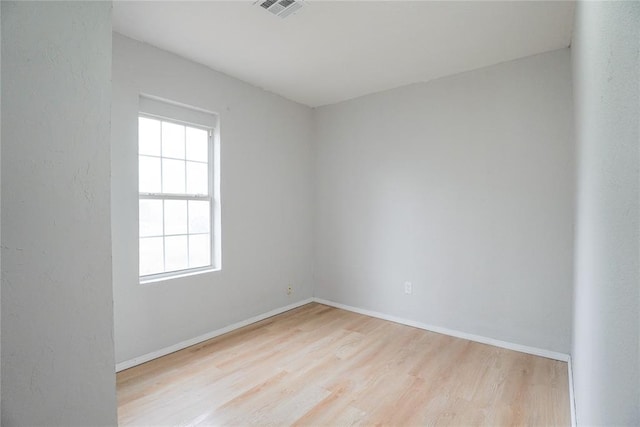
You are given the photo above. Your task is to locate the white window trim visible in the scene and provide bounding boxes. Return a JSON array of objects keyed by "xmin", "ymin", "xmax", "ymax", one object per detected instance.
[{"xmin": 138, "ymin": 109, "xmax": 221, "ymax": 283}]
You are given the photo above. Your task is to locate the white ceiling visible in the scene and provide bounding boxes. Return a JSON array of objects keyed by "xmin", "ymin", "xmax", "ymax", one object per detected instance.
[{"xmin": 112, "ymin": 1, "xmax": 575, "ymax": 107}]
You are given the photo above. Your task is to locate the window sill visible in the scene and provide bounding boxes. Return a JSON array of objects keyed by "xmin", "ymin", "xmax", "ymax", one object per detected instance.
[{"xmin": 140, "ymin": 267, "xmax": 221, "ymax": 285}]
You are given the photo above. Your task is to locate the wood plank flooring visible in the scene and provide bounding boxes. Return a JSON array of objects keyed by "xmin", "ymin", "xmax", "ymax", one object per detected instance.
[{"xmin": 117, "ymin": 303, "xmax": 570, "ymax": 426}]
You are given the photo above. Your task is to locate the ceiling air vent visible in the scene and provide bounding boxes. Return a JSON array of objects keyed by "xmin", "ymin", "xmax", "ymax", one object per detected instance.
[{"xmin": 256, "ymin": 0, "xmax": 304, "ymax": 18}]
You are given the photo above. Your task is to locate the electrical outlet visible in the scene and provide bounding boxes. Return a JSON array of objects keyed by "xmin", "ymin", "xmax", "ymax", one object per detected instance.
[
  {"xmin": 404, "ymin": 281, "xmax": 412, "ymax": 295},
  {"xmin": 287, "ymin": 285, "xmax": 293, "ymax": 295}
]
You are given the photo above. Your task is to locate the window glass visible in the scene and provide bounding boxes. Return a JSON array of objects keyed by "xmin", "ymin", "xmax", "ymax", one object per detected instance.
[
  {"xmin": 139, "ymin": 156, "xmax": 162, "ymax": 193},
  {"xmin": 165, "ymin": 235, "xmax": 189, "ymax": 272},
  {"xmin": 164, "ymin": 200, "xmax": 188, "ymax": 235},
  {"xmin": 162, "ymin": 158, "xmax": 186, "ymax": 194},
  {"xmin": 139, "ymin": 199, "xmax": 163, "ymax": 237},
  {"xmin": 138, "ymin": 113, "xmax": 217, "ymax": 281},
  {"xmin": 140, "ymin": 237, "xmax": 164, "ymax": 276},
  {"xmin": 161, "ymin": 121, "xmax": 185, "ymax": 159},
  {"xmin": 187, "ymin": 161, "xmax": 208, "ymax": 195},
  {"xmin": 188, "ymin": 200, "xmax": 210, "ymax": 234},
  {"xmin": 186, "ymin": 127, "xmax": 208, "ymax": 162},
  {"xmin": 139, "ymin": 117, "xmax": 161, "ymax": 156},
  {"xmin": 189, "ymin": 234, "xmax": 210, "ymax": 268}
]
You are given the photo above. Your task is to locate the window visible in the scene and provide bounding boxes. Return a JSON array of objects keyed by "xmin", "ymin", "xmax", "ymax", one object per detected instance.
[{"xmin": 138, "ymin": 97, "xmax": 220, "ymax": 281}]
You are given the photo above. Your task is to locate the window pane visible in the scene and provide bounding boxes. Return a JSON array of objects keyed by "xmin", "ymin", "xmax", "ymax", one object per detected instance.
[
  {"xmin": 165, "ymin": 235, "xmax": 188, "ymax": 272},
  {"xmin": 139, "ymin": 199, "xmax": 163, "ymax": 237},
  {"xmin": 140, "ymin": 237, "xmax": 164, "ymax": 276},
  {"xmin": 188, "ymin": 200, "xmax": 210, "ymax": 234},
  {"xmin": 162, "ymin": 121, "xmax": 185, "ymax": 159},
  {"xmin": 162, "ymin": 159, "xmax": 186, "ymax": 194},
  {"xmin": 189, "ymin": 234, "xmax": 210, "ymax": 268},
  {"xmin": 186, "ymin": 161, "xmax": 208, "ymax": 195},
  {"xmin": 186, "ymin": 127, "xmax": 208, "ymax": 162},
  {"xmin": 139, "ymin": 155, "xmax": 162, "ymax": 193},
  {"xmin": 139, "ymin": 117, "xmax": 161, "ymax": 156},
  {"xmin": 164, "ymin": 200, "xmax": 187, "ymax": 235}
]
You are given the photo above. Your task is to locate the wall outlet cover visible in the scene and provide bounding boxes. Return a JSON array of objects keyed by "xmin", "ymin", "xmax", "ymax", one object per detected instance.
[{"xmin": 404, "ymin": 281, "xmax": 412, "ymax": 294}]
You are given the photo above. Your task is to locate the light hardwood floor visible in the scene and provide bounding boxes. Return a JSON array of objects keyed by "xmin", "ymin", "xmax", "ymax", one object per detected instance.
[{"xmin": 117, "ymin": 303, "xmax": 570, "ymax": 426}]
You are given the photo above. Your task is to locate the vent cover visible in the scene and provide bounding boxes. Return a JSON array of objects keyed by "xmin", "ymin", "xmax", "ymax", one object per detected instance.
[{"xmin": 255, "ymin": 0, "xmax": 304, "ymax": 18}]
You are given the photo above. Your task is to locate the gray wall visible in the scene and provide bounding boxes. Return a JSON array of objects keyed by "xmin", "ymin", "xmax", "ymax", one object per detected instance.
[
  {"xmin": 111, "ymin": 34, "xmax": 315, "ymax": 364},
  {"xmin": 314, "ymin": 49, "xmax": 575, "ymax": 354},
  {"xmin": 1, "ymin": 2, "xmax": 116, "ymax": 425},
  {"xmin": 571, "ymin": 2, "xmax": 640, "ymax": 425}
]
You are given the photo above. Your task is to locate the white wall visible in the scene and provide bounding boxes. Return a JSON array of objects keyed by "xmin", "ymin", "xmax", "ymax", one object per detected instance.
[
  {"xmin": 112, "ymin": 34, "xmax": 314, "ymax": 364},
  {"xmin": 0, "ymin": 2, "xmax": 3, "ymax": 419},
  {"xmin": 1, "ymin": 2, "xmax": 116, "ymax": 425},
  {"xmin": 0, "ymin": 3, "xmax": 3, "ymax": 419},
  {"xmin": 314, "ymin": 49, "xmax": 575, "ymax": 354},
  {"xmin": 572, "ymin": 2, "xmax": 640, "ymax": 425}
]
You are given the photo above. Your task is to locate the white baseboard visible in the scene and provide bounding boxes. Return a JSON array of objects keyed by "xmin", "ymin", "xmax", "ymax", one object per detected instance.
[
  {"xmin": 313, "ymin": 297, "xmax": 570, "ymax": 362},
  {"xmin": 568, "ymin": 356, "xmax": 576, "ymax": 427},
  {"xmin": 117, "ymin": 296, "xmax": 576, "ymax": 423},
  {"xmin": 117, "ymin": 295, "xmax": 570, "ymax": 370},
  {"xmin": 115, "ymin": 297, "xmax": 314, "ymax": 372}
]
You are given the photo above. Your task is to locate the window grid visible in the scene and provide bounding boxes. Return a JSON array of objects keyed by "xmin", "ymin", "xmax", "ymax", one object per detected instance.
[
  {"xmin": 139, "ymin": 113, "xmax": 214, "ymax": 280},
  {"xmin": 186, "ymin": 197, "xmax": 190, "ymax": 267},
  {"xmin": 160, "ymin": 135, "xmax": 166, "ymax": 274},
  {"xmin": 139, "ymin": 154, "xmax": 208, "ymax": 166},
  {"xmin": 141, "ymin": 232, "xmax": 209, "ymax": 239}
]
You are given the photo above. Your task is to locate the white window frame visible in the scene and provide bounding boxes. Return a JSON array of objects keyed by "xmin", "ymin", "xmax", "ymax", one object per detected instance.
[{"xmin": 138, "ymin": 98, "xmax": 221, "ymax": 284}]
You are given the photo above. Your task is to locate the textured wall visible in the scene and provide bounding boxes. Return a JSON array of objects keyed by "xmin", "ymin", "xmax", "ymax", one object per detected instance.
[
  {"xmin": 111, "ymin": 34, "xmax": 315, "ymax": 364},
  {"xmin": 572, "ymin": 1, "xmax": 640, "ymax": 424},
  {"xmin": 314, "ymin": 49, "xmax": 575, "ymax": 354},
  {"xmin": 1, "ymin": 2, "xmax": 116, "ymax": 425}
]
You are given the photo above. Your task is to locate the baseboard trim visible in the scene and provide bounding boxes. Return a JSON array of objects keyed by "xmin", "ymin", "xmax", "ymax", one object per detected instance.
[
  {"xmin": 115, "ymin": 297, "xmax": 314, "ymax": 372},
  {"xmin": 313, "ymin": 297, "xmax": 570, "ymax": 362},
  {"xmin": 568, "ymin": 356, "xmax": 577, "ymax": 426},
  {"xmin": 116, "ymin": 296, "xmax": 570, "ymax": 370}
]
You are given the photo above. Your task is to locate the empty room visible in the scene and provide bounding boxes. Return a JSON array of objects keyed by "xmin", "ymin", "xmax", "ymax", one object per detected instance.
[{"xmin": 1, "ymin": 0, "xmax": 639, "ymax": 426}]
